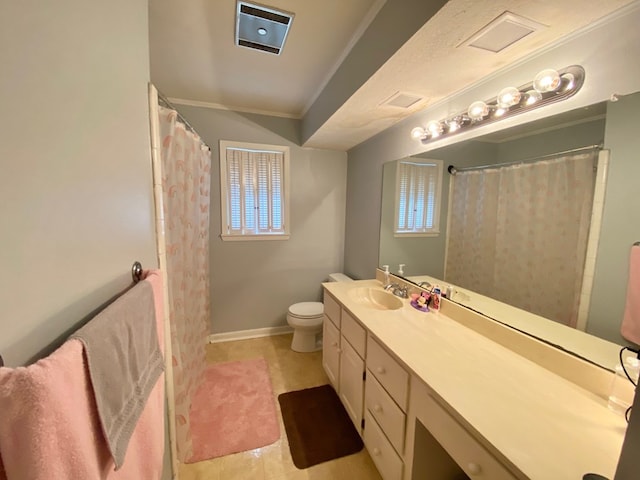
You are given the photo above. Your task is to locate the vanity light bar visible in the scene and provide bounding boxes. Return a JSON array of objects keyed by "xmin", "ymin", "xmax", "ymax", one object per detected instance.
[{"xmin": 411, "ymin": 65, "xmax": 585, "ymax": 143}]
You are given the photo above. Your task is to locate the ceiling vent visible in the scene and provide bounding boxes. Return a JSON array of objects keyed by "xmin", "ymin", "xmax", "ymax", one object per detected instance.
[
  {"xmin": 235, "ymin": 1, "xmax": 294, "ymax": 55},
  {"xmin": 380, "ymin": 91, "xmax": 424, "ymax": 109},
  {"xmin": 462, "ymin": 12, "xmax": 546, "ymax": 53}
]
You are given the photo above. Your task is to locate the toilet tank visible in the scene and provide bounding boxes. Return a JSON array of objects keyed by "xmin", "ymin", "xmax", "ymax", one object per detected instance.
[{"xmin": 328, "ymin": 273, "xmax": 353, "ymax": 282}]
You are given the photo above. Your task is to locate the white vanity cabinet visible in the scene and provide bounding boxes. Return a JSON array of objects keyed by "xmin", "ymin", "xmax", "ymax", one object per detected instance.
[
  {"xmin": 322, "ymin": 291, "xmax": 367, "ymax": 433},
  {"xmin": 364, "ymin": 336, "xmax": 409, "ymax": 480},
  {"xmin": 339, "ymin": 310, "xmax": 367, "ymax": 432},
  {"xmin": 322, "ymin": 315, "xmax": 340, "ymax": 388},
  {"xmin": 322, "ymin": 292, "xmax": 342, "ymax": 390},
  {"xmin": 322, "ymin": 280, "xmax": 626, "ymax": 480}
]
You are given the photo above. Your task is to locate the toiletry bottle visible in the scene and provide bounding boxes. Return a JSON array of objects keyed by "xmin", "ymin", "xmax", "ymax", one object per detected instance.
[
  {"xmin": 431, "ymin": 287, "xmax": 441, "ymax": 312},
  {"xmin": 445, "ymin": 285, "xmax": 453, "ymax": 300},
  {"xmin": 383, "ymin": 265, "xmax": 390, "ymax": 285},
  {"xmin": 398, "ymin": 264, "xmax": 405, "ymax": 276}
]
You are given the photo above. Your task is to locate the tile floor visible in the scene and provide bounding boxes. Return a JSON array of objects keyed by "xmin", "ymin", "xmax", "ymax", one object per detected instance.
[{"xmin": 179, "ymin": 333, "xmax": 382, "ymax": 480}]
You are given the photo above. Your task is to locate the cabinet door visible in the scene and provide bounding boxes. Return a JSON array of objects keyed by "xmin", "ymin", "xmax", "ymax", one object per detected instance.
[
  {"xmin": 339, "ymin": 337, "xmax": 365, "ymax": 433},
  {"xmin": 322, "ymin": 318, "xmax": 340, "ymax": 390}
]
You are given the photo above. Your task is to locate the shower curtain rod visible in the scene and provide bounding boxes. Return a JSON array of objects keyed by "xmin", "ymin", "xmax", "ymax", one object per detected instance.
[
  {"xmin": 157, "ymin": 91, "xmax": 210, "ymax": 151},
  {"xmin": 447, "ymin": 143, "xmax": 603, "ymax": 175}
]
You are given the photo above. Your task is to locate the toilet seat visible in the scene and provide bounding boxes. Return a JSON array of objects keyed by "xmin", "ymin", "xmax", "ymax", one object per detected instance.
[{"xmin": 288, "ymin": 302, "xmax": 323, "ymax": 318}]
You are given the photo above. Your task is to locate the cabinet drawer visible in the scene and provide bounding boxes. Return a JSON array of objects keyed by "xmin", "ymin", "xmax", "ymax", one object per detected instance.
[
  {"xmin": 421, "ymin": 393, "xmax": 516, "ymax": 480},
  {"xmin": 341, "ymin": 309, "xmax": 366, "ymax": 357},
  {"xmin": 365, "ymin": 371, "xmax": 406, "ymax": 454},
  {"xmin": 364, "ymin": 410, "xmax": 403, "ymax": 480},
  {"xmin": 367, "ymin": 336, "xmax": 409, "ymax": 411},
  {"xmin": 323, "ymin": 290, "xmax": 341, "ymax": 327}
]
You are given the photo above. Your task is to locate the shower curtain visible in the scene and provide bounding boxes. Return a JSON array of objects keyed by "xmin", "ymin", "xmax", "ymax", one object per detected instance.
[
  {"xmin": 445, "ymin": 151, "xmax": 596, "ymax": 327},
  {"xmin": 151, "ymin": 96, "xmax": 211, "ymax": 462}
]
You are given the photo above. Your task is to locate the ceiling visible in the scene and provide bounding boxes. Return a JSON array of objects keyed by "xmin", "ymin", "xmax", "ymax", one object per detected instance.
[{"xmin": 149, "ymin": 0, "xmax": 635, "ymax": 151}]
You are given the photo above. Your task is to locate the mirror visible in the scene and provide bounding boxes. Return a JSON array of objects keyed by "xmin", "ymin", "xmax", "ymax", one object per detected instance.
[{"xmin": 380, "ymin": 93, "xmax": 640, "ymax": 371}]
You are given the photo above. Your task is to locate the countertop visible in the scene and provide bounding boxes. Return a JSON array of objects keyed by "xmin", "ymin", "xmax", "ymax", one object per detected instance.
[
  {"xmin": 323, "ymin": 279, "xmax": 627, "ymax": 480},
  {"xmin": 407, "ymin": 274, "xmax": 623, "ymax": 372}
]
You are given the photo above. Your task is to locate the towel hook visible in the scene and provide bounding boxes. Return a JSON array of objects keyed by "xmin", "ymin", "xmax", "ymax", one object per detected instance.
[{"xmin": 131, "ymin": 261, "xmax": 143, "ymax": 283}]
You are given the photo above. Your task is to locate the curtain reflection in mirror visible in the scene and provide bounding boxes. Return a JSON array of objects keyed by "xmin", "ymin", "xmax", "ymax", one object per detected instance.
[{"xmin": 445, "ymin": 150, "xmax": 598, "ymax": 327}]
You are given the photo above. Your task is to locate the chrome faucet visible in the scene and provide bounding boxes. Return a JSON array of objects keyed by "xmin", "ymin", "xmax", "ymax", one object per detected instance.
[
  {"xmin": 417, "ymin": 281, "xmax": 431, "ymax": 289},
  {"xmin": 384, "ymin": 283, "xmax": 409, "ymax": 298}
]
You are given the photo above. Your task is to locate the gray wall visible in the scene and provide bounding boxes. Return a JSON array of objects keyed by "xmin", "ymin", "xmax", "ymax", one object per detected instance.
[
  {"xmin": 0, "ymin": 2, "xmax": 173, "ymax": 478},
  {"xmin": 0, "ymin": 0, "xmax": 156, "ymax": 365},
  {"xmin": 174, "ymin": 107, "xmax": 347, "ymax": 335},
  {"xmin": 589, "ymin": 91, "xmax": 640, "ymax": 343}
]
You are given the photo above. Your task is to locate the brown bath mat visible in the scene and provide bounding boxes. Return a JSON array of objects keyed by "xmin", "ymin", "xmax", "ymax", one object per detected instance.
[{"xmin": 278, "ymin": 384, "xmax": 364, "ymax": 469}]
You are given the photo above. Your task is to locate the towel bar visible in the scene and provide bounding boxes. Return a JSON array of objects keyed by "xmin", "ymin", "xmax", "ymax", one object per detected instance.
[{"xmin": 0, "ymin": 261, "xmax": 144, "ymax": 368}]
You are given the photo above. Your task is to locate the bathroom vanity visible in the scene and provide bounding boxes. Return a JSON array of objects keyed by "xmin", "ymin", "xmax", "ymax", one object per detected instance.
[{"xmin": 322, "ymin": 278, "xmax": 628, "ymax": 480}]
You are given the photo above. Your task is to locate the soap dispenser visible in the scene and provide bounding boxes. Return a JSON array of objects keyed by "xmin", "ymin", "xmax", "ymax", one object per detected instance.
[{"xmin": 382, "ymin": 265, "xmax": 390, "ymax": 285}]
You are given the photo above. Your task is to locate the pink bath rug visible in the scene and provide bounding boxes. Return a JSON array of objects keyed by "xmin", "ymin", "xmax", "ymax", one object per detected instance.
[{"xmin": 186, "ymin": 357, "xmax": 280, "ymax": 463}]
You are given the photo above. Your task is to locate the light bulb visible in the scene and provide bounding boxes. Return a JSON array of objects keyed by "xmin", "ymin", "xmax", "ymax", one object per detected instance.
[
  {"xmin": 524, "ymin": 89, "xmax": 542, "ymax": 106},
  {"xmin": 410, "ymin": 126, "xmax": 426, "ymax": 140},
  {"xmin": 497, "ymin": 87, "xmax": 522, "ymax": 108},
  {"xmin": 447, "ymin": 118, "xmax": 461, "ymax": 133},
  {"xmin": 533, "ymin": 69, "xmax": 561, "ymax": 93},
  {"xmin": 493, "ymin": 107, "xmax": 507, "ymax": 117},
  {"xmin": 468, "ymin": 101, "xmax": 489, "ymax": 120},
  {"xmin": 560, "ymin": 72, "xmax": 575, "ymax": 91},
  {"xmin": 257, "ymin": 27, "xmax": 268, "ymax": 36},
  {"xmin": 426, "ymin": 120, "xmax": 443, "ymax": 137}
]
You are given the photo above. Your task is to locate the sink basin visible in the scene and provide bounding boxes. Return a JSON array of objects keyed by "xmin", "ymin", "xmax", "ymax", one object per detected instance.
[{"xmin": 347, "ymin": 287, "xmax": 404, "ymax": 311}]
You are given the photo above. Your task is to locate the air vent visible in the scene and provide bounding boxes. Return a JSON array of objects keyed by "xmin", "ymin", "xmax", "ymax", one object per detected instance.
[
  {"xmin": 380, "ymin": 91, "xmax": 424, "ymax": 109},
  {"xmin": 462, "ymin": 12, "xmax": 546, "ymax": 53},
  {"xmin": 236, "ymin": 1, "xmax": 294, "ymax": 55}
]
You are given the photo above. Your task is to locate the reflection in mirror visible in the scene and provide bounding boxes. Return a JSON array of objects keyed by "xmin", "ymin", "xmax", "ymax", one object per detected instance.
[
  {"xmin": 379, "ymin": 94, "xmax": 640, "ymax": 371},
  {"xmin": 445, "ymin": 144, "xmax": 601, "ymax": 329}
]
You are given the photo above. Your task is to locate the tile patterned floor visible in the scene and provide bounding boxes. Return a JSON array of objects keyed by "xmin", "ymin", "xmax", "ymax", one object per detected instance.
[{"xmin": 179, "ymin": 334, "xmax": 382, "ymax": 480}]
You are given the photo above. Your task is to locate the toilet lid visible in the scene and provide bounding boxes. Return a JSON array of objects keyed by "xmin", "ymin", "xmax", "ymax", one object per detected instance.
[{"xmin": 289, "ymin": 302, "xmax": 324, "ymax": 318}]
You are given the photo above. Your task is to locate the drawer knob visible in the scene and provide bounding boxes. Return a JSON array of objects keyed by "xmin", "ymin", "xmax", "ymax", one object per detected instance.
[
  {"xmin": 336, "ymin": 348, "xmax": 342, "ymax": 354},
  {"xmin": 373, "ymin": 404, "xmax": 382, "ymax": 413},
  {"xmin": 467, "ymin": 462, "xmax": 482, "ymax": 475},
  {"xmin": 372, "ymin": 447, "xmax": 381, "ymax": 456},
  {"xmin": 331, "ymin": 341, "xmax": 338, "ymax": 347},
  {"xmin": 376, "ymin": 366, "xmax": 386, "ymax": 374}
]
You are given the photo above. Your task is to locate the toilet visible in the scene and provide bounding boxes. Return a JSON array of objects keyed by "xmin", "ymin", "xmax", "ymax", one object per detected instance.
[{"xmin": 287, "ymin": 273, "xmax": 353, "ymax": 352}]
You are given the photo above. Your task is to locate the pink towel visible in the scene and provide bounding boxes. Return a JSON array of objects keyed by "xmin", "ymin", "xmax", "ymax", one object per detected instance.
[
  {"xmin": 621, "ymin": 245, "xmax": 640, "ymax": 346},
  {"xmin": 0, "ymin": 270, "xmax": 165, "ymax": 480}
]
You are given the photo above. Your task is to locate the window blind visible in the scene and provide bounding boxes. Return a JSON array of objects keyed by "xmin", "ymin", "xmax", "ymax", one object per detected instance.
[
  {"xmin": 225, "ymin": 148, "xmax": 285, "ymax": 236},
  {"xmin": 396, "ymin": 161, "xmax": 440, "ymax": 234}
]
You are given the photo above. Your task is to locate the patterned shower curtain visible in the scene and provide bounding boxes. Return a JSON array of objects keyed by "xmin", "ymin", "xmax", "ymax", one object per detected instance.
[
  {"xmin": 157, "ymin": 106, "xmax": 211, "ymax": 461},
  {"xmin": 445, "ymin": 151, "xmax": 596, "ymax": 327}
]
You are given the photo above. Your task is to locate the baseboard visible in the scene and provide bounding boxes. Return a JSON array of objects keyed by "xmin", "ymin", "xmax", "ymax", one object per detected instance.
[{"xmin": 207, "ymin": 325, "xmax": 294, "ymax": 344}]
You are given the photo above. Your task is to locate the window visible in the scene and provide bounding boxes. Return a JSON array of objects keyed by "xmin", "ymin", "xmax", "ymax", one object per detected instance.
[
  {"xmin": 394, "ymin": 159, "xmax": 442, "ymax": 236},
  {"xmin": 219, "ymin": 140, "xmax": 290, "ymax": 241}
]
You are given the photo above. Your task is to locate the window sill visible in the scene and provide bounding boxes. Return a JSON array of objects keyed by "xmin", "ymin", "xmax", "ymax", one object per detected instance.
[
  {"xmin": 393, "ymin": 232, "xmax": 440, "ymax": 238},
  {"xmin": 220, "ymin": 234, "xmax": 290, "ymax": 242}
]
